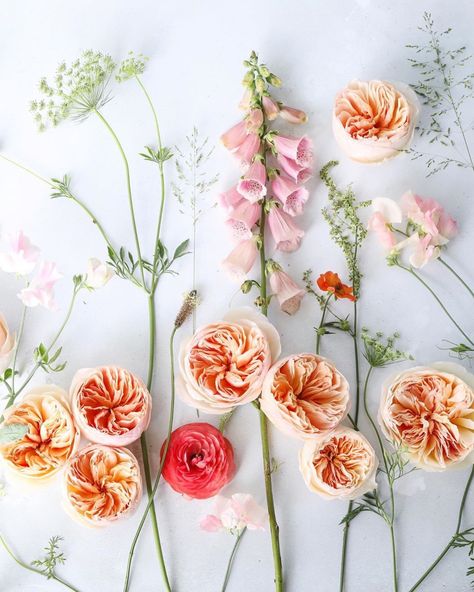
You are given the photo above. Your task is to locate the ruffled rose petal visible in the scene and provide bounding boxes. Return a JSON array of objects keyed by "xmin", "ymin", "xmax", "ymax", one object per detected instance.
[
  {"xmin": 70, "ymin": 366, "xmax": 152, "ymax": 446},
  {"xmin": 299, "ymin": 427, "xmax": 378, "ymax": 500},
  {"xmin": 63, "ymin": 444, "xmax": 142, "ymax": 526},
  {"xmin": 178, "ymin": 308, "xmax": 280, "ymax": 414},
  {"xmin": 161, "ymin": 422, "xmax": 235, "ymax": 499},
  {"xmin": 333, "ymin": 80, "xmax": 419, "ymax": 163},
  {"xmin": 261, "ymin": 353, "xmax": 350, "ymax": 440},
  {"xmin": 0, "ymin": 385, "xmax": 79, "ymax": 480},
  {"xmin": 379, "ymin": 363, "xmax": 474, "ymax": 471}
]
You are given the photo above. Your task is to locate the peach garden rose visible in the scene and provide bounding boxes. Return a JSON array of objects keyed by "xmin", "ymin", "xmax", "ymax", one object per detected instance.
[
  {"xmin": 178, "ymin": 307, "xmax": 281, "ymax": 414},
  {"xmin": 261, "ymin": 353, "xmax": 350, "ymax": 439},
  {"xmin": 299, "ymin": 427, "xmax": 378, "ymax": 500},
  {"xmin": 0, "ymin": 314, "xmax": 15, "ymax": 374},
  {"xmin": 63, "ymin": 444, "xmax": 142, "ymax": 525},
  {"xmin": 70, "ymin": 366, "xmax": 152, "ymax": 446},
  {"xmin": 333, "ymin": 80, "xmax": 419, "ymax": 163},
  {"xmin": 0, "ymin": 385, "xmax": 79, "ymax": 480},
  {"xmin": 379, "ymin": 362, "xmax": 474, "ymax": 471}
]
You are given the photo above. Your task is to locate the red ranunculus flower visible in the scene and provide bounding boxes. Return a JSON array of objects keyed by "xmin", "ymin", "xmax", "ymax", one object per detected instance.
[{"xmin": 161, "ymin": 422, "xmax": 235, "ymax": 499}]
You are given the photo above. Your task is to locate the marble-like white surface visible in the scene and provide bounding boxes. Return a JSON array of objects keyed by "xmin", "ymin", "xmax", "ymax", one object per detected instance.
[{"xmin": 0, "ymin": 0, "xmax": 473, "ymax": 590}]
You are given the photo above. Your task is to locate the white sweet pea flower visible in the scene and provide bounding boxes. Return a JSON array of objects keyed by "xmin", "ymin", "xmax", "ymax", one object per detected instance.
[{"xmin": 85, "ymin": 258, "xmax": 114, "ymax": 289}]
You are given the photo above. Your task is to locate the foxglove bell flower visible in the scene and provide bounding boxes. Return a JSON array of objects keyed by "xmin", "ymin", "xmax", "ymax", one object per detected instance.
[
  {"xmin": 262, "ymin": 96, "xmax": 279, "ymax": 120},
  {"xmin": 221, "ymin": 238, "xmax": 259, "ymax": 282},
  {"xmin": 0, "ymin": 385, "xmax": 79, "ymax": 480},
  {"xmin": 234, "ymin": 133, "xmax": 260, "ymax": 167},
  {"xmin": 271, "ymin": 174, "xmax": 309, "ymax": 216},
  {"xmin": 237, "ymin": 160, "xmax": 267, "ymax": 203},
  {"xmin": 268, "ymin": 263, "xmax": 305, "ymax": 315},
  {"xmin": 63, "ymin": 444, "xmax": 142, "ymax": 525},
  {"xmin": 267, "ymin": 205, "xmax": 304, "ymax": 252},
  {"xmin": 225, "ymin": 199, "xmax": 261, "ymax": 240},
  {"xmin": 273, "ymin": 135, "xmax": 313, "ymax": 168},
  {"xmin": 279, "ymin": 106, "xmax": 308, "ymax": 124},
  {"xmin": 70, "ymin": 366, "xmax": 151, "ymax": 446},
  {"xmin": 277, "ymin": 154, "xmax": 312, "ymax": 184},
  {"xmin": 261, "ymin": 353, "xmax": 350, "ymax": 439}
]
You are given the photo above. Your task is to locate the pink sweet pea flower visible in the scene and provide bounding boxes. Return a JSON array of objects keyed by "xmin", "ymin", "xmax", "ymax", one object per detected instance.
[
  {"xmin": 225, "ymin": 199, "xmax": 261, "ymax": 240},
  {"xmin": 368, "ymin": 197, "xmax": 403, "ymax": 249},
  {"xmin": 279, "ymin": 106, "xmax": 308, "ymax": 124},
  {"xmin": 237, "ymin": 160, "xmax": 267, "ymax": 203},
  {"xmin": 268, "ymin": 205, "xmax": 304, "ymax": 252},
  {"xmin": 277, "ymin": 154, "xmax": 312, "ymax": 184},
  {"xmin": 234, "ymin": 133, "xmax": 261, "ymax": 167},
  {"xmin": 200, "ymin": 493, "xmax": 267, "ymax": 533},
  {"xmin": 221, "ymin": 120, "xmax": 248, "ymax": 151},
  {"xmin": 268, "ymin": 266, "xmax": 305, "ymax": 315},
  {"xmin": 18, "ymin": 261, "xmax": 63, "ymax": 310},
  {"xmin": 271, "ymin": 174, "xmax": 309, "ymax": 216},
  {"xmin": 262, "ymin": 96, "xmax": 280, "ymax": 121},
  {"xmin": 0, "ymin": 230, "xmax": 40, "ymax": 275},
  {"xmin": 391, "ymin": 233, "xmax": 439, "ymax": 269},
  {"xmin": 273, "ymin": 135, "xmax": 313, "ymax": 168},
  {"xmin": 221, "ymin": 238, "xmax": 258, "ymax": 282},
  {"xmin": 401, "ymin": 191, "xmax": 458, "ymax": 245}
]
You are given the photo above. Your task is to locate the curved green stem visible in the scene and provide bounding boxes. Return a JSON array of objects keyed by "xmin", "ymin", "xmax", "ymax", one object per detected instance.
[
  {"xmin": 94, "ymin": 109, "xmax": 147, "ymax": 290},
  {"xmin": 123, "ymin": 324, "xmax": 178, "ymax": 592},
  {"xmin": 396, "ymin": 263, "xmax": 473, "ymax": 346},
  {"xmin": 408, "ymin": 465, "xmax": 474, "ymax": 592},
  {"xmin": 0, "ymin": 534, "xmax": 82, "ymax": 592},
  {"xmin": 221, "ymin": 529, "xmax": 247, "ymax": 592},
  {"xmin": 438, "ymin": 257, "xmax": 474, "ymax": 299},
  {"xmin": 315, "ymin": 294, "xmax": 331, "ymax": 355}
]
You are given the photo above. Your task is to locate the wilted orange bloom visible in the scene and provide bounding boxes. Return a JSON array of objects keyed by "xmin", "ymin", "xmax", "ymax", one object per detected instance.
[{"xmin": 316, "ymin": 272, "xmax": 356, "ymax": 301}]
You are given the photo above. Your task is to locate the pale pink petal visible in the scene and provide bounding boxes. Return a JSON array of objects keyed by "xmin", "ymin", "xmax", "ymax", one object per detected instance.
[
  {"xmin": 268, "ymin": 206, "xmax": 304, "ymax": 252},
  {"xmin": 221, "ymin": 120, "xmax": 248, "ymax": 150},
  {"xmin": 234, "ymin": 134, "xmax": 260, "ymax": 167},
  {"xmin": 368, "ymin": 212, "xmax": 397, "ymax": 249},
  {"xmin": 225, "ymin": 199, "xmax": 261, "ymax": 240},
  {"xmin": 0, "ymin": 230, "xmax": 40, "ymax": 275},
  {"xmin": 262, "ymin": 96, "xmax": 279, "ymax": 120},
  {"xmin": 271, "ymin": 175, "xmax": 309, "ymax": 216},
  {"xmin": 246, "ymin": 109, "xmax": 263, "ymax": 133},
  {"xmin": 200, "ymin": 514, "xmax": 223, "ymax": 532},
  {"xmin": 237, "ymin": 161, "xmax": 267, "ymax": 203},
  {"xmin": 277, "ymin": 154, "xmax": 312, "ymax": 184},
  {"xmin": 269, "ymin": 270, "xmax": 305, "ymax": 315},
  {"xmin": 279, "ymin": 106, "xmax": 308, "ymax": 124},
  {"xmin": 273, "ymin": 135, "xmax": 313, "ymax": 167},
  {"xmin": 221, "ymin": 238, "xmax": 258, "ymax": 283}
]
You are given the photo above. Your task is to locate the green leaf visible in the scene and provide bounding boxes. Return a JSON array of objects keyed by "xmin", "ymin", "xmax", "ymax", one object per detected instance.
[
  {"xmin": 173, "ymin": 239, "xmax": 190, "ymax": 260},
  {"xmin": 0, "ymin": 423, "xmax": 28, "ymax": 444}
]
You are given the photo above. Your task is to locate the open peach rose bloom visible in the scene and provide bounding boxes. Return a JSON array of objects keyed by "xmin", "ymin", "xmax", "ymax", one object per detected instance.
[
  {"xmin": 0, "ymin": 385, "xmax": 79, "ymax": 480},
  {"xmin": 70, "ymin": 366, "xmax": 152, "ymax": 446},
  {"xmin": 261, "ymin": 353, "xmax": 350, "ymax": 439},
  {"xmin": 299, "ymin": 427, "xmax": 378, "ymax": 500},
  {"xmin": 63, "ymin": 444, "xmax": 142, "ymax": 525},
  {"xmin": 379, "ymin": 363, "xmax": 474, "ymax": 471}
]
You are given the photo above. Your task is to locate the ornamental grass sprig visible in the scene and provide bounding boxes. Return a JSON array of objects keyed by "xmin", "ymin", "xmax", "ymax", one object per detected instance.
[
  {"xmin": 407, "ymin": 12, "xmax": 474, "ymax": 176},
  {"xmin": 219, "ymin": 50, "xmax": 313, "ymax": 591}
]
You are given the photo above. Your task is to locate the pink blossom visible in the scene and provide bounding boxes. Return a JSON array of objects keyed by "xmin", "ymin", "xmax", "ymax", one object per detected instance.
[
  {"xmin": 221, "ymin": 120, "xmax": 248, "ymax": 151},
  {"xmin": 262, "ymin": 96, "xmax": 280, "ymax": 120},
  {"xmin": 273, "ymin": 135, "xmax": 313, "ymax": 168},
  {"xmin": 368, "ymin": 197, "xmax": 403, "ymax": 249},
  {"xmin": 0, "ymin": 230, "xmax": 40, "ymax": 275},
  {"xmin": 234, "ymin": 133, "xmax": 260, "ymax": 167},
  {"xmin": 246, "ymin": 109, "xmax": 263, "ymax": 133},
  {"xmin": 277, "ymin": 154, "xmax": 312, "ymax": 184},
  {"xmin": 269, "ymin": 268, "xmax": 305, "ymax": 315},
  {"xmin": 18, "ymin": 261, "xmax": 63, "ymax": 310},
  {"xmin": 219, "ymin": 187, "xmax": 244, "ymax": 212},
  {"xmin": 221, "ymin": 238, "xmax": 258, "ymax": 282},
  {"xmin": 279, "ymin": 106, "xmax": 308, "ymax": 124},
  {"xmin": 401, "ymin": 191, "xmax": 458, "ymax": 245},
  {"xmin": 268, "ymin": 205, "xmax": 304, "ymax": 252},
  {"xmin": 200, "ymin": 493, "xmax": 267, "ymax": 533},
  {"xmin": 410, "ymin": 234, "xmax": 440, "ymax": 268},
  {"xmin": 271, "ymin": 174, "xmax": 309, "ymax": 216},
  {"xmin": 239, "ymin": 89, "xmax": 252, "ymax": 111},
  {"xmin": 237, "ymin": 160, "xmax": 267, "ymax": 203},
  {"xmin": 225, "ymin": 199, "xmax": 261, "ymax": 240}
]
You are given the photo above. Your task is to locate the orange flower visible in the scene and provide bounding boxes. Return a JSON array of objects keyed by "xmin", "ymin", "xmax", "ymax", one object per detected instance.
[{"xmin": 316, "ymin": 272, "xmax": 356, "ymax": 301}]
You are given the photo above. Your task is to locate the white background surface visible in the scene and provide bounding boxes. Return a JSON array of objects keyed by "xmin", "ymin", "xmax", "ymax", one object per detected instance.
[{"xmin": 0, "ymin": 1, "xmax": 473, "ymax": 591}]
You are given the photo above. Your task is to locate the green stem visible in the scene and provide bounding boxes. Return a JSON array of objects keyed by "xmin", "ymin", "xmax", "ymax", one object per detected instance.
[
  {"xmin": 221, "ymin": 529, "xmax": 247, "ymax": 592},
  {"xmin": 123, "ymin": 325, "xmax": 178, "ymax": 592},
  {"xmin": 363, "ymin": 366, "xmax": 398, "ymax": 592},
  {"xmin": 396, "ymin": 263, "xmax": 474, "ymax": 346},
  {"xmin": 407, "ymin": 465, "xmax": 474, "ymax": 592},
  {"xmin": 0, "ymin": 534, "xmax": 82, "ymax": 592},
  {"xmin": 315, "ymin": 294, "xmax": 331, "ymax": 355},
  {"xmin": 438, "ymin": 257, "xmax": 474, "ymax": 299},
  {"xmin": 257, "ymin": 199, "xmax": 283, "ymax": 591},
  {"xmin": 10, "ymin": 305, "xmax": 27, "ymax": 395},
  {"xmin": 94, "ymin": 109, "xmax": 147, "ymax": 291},
  {"xmin": 2, "ymin": 285, "xmax": 81, "ymax": 419}
]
